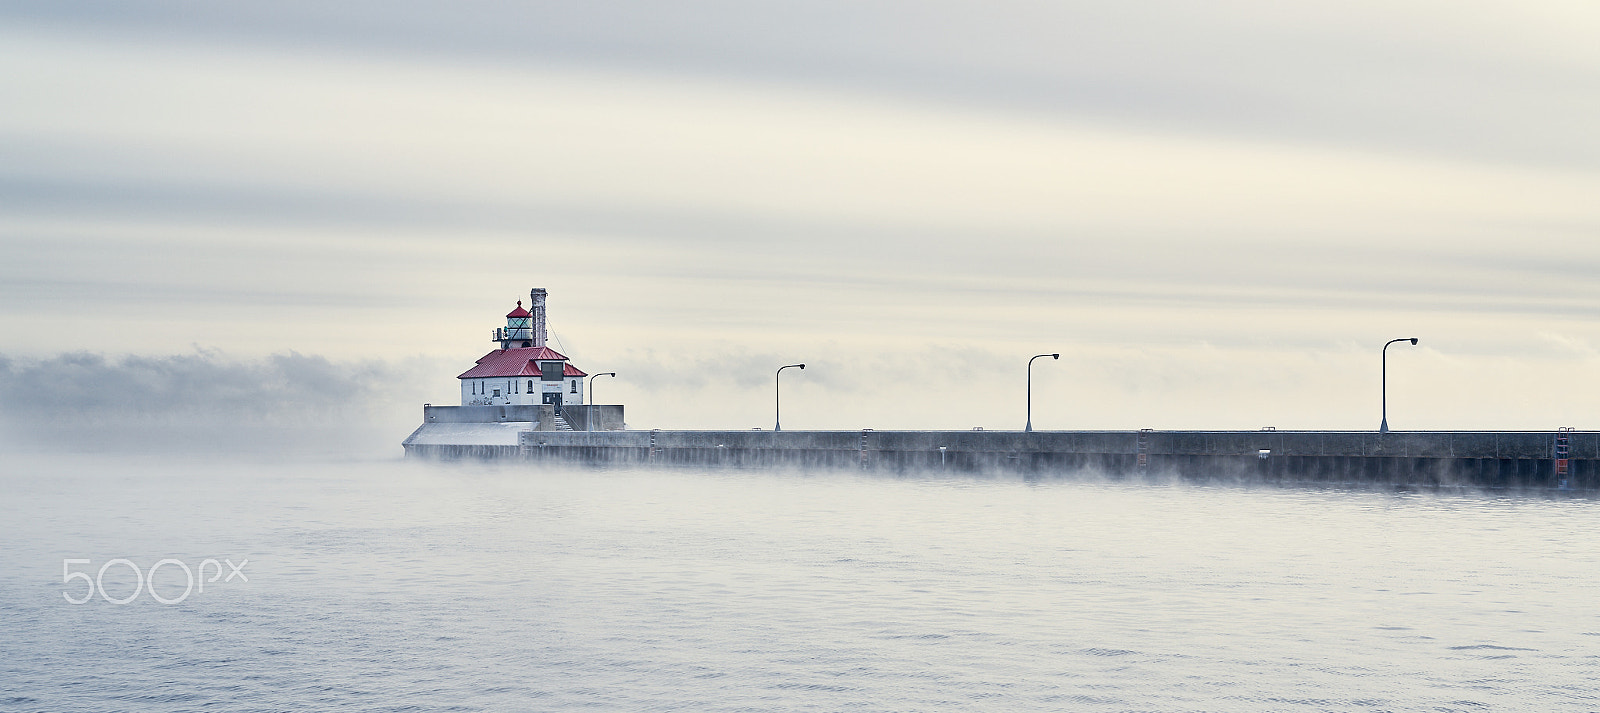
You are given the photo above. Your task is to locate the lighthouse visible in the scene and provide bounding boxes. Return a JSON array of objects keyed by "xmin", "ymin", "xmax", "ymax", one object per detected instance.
[
  {"xmin": 460, "ymin": 289, "xmax": 587, "ymax": 409},
  {"xmin": 402, "ymin": 287, "xmax": 623, "ymax": 455}
]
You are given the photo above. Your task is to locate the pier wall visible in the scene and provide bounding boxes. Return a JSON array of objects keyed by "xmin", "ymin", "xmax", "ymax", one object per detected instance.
[
  {"xmin": 422, "ymin": 404, "xmax": 544, "ymax": 423},
  {"xmin": 420, "ymin": 404, "xmax": 624, "ymax": 430},
  {"xmin": 560, "ymin": 405, "xmax": 626, "ymax": 432},
  {"xmin": 403, "ymin": 426, "xmax": 1598, "ymax": 489}
]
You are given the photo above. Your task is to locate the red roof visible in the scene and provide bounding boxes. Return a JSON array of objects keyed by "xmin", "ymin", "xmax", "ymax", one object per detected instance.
[
  {"xmin": 457, "ymin": 347, "xmax": 581, "ymax": 379},
  {"xmin": 506, "ymin": 301, "xmax": 530, "ymax": 318}
]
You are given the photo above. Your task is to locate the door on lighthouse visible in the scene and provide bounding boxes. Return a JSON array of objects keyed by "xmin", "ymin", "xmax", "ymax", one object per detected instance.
[{"xmin": 542, "ymin": 393, "xmax": 563, "ymax": 415}]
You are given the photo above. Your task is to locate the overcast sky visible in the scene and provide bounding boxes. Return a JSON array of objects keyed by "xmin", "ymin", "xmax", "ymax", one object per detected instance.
[{"xmin": 2, "ymin": 1, "xmax": 1598, "ymax": 434}]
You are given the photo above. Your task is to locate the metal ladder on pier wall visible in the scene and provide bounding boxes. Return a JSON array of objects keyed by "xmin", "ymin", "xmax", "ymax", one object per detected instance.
[
  {"xmin": 1136, "ymin": 429, "xmax": 1154, "ymax": 473},
  {"xmin": 1555, "ymin": 427, "xmax": 1574, "ymax": 489},
  {"xmin": 859, "ymin": 429, "xmax": 872, "ymax": 470},
  {"xmin": 648, "ymin": 429, "xmax": 660, "ymax": 462}
]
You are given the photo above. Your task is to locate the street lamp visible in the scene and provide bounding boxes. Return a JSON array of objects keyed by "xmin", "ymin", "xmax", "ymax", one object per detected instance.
[
  {"xmin": 1379, "ymin": 338, "xmax": 1418, "ymax": 434},
  {"xmin": 587, "ymin": 372, "xmax": 616, "ymax": 431},
  {"xmin": 775, "ymin": 363, "xmax": 805, "ymax": 431},
  {"xmin": 1026, "ymin": 353, "xmax": 1060, "ymax": 433}
]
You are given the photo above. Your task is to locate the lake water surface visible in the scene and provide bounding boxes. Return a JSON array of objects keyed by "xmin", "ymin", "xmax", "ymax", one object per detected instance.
[{"xmin": 3, "ymin": 454, "xmax": 1599, "ymax": 711}]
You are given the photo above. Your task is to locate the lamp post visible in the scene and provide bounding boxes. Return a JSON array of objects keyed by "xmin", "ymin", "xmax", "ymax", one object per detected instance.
[
  {"xmin": 1379, "ymin": 338, "xmax": 1418, "ymax": 434},
  {"xmin": 1026, "ymin": 353, "xmax": 1060, "ymax": 433},
  {"xmin": 775, "ymin": 363, "xmax": 805, "ymax": 431},
  {"xmin": 587, "ymin": 372, "xmax": 616, "ymax": 431}
]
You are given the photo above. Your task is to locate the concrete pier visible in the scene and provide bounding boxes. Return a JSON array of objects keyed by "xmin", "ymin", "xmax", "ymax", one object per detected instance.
[{"xmin": 403, "ymin": 422, "xmax": 1598, "ymax": 490}]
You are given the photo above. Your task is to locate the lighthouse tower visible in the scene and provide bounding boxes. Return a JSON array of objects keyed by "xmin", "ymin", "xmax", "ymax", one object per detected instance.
[
  {"xmin": 493, "ymin": 289, "xmax": 549, "ymax": 349},
  {"xmin": 496, "ymin": 301, "xmax": 535, "ymax": 349}
]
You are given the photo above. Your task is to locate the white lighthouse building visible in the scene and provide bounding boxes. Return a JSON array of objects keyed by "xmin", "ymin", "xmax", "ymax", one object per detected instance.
[{"xmin": 459, "ymin": 290, "xmax": 587, "ymax": 410}]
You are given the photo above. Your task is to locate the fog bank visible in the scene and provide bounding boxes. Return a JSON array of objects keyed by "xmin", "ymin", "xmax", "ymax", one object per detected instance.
[{"xmin": 0, "ymin": 350, "xmax": 445, "ymax": 458}]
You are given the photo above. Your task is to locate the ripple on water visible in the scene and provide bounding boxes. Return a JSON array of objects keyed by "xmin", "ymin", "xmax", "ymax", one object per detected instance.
[{"xmin": 3, "ymin": 457, "xmax": 1600, "ymax": 711}]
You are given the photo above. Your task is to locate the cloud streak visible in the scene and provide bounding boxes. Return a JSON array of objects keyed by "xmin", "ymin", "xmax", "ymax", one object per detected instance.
[{"xmin": 4, "ymin": 1, "xmax": 1597, "ymax": 168}]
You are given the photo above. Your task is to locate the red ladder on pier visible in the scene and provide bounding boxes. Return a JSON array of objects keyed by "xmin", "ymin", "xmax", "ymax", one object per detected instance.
[{"xmin": 1555, "ymin": 426, "xmax": 1573, "ymax": 488}]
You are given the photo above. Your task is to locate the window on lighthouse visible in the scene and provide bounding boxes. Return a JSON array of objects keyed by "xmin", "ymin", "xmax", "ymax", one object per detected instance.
[
  {"xmin": 507, "ymin": 316, "xmax": 530, "ymax": 340},
  {"xmin": 540, "ymin": 362, "xmax": 562, "ymax": 381}
]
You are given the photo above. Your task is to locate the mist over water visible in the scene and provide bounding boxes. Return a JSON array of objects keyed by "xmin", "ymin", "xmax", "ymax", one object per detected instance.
[
  {"xmin": 0, "ymin": 351, "xmax": 442, "ymax": 458},
  {"xmin": 4, "ymin": 453, "xmax": 1599, "ymax": 711}
]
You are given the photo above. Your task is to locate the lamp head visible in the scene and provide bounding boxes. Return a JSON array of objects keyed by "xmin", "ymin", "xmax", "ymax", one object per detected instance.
[
  {"xmin": 1409, "ymin": 338, "xmax": 1418, "ymax": 345},
  {"xmin": 798, "ymin": 364, "xmax": 806, "ymax": 369},
  {"xmin": 1051, "ymin": 353, "xmax": 1060, "ymax": 359}
]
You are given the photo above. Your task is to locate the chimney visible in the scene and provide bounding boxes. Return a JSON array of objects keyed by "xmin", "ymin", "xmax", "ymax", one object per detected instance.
[{"xmin": 528, "ymin": 288, "xmax": 548, "ymax": 348}]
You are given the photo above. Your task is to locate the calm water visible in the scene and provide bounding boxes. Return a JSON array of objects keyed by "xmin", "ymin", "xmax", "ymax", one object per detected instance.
[{"xmin": 3, "ymin": 454, "xmax": 1599, "ymax": 711}]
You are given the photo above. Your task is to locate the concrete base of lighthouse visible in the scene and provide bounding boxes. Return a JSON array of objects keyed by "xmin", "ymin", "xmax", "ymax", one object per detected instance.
[{"xmin": 402, "ymin": 404, "xmax": 627, "ymax": 458}]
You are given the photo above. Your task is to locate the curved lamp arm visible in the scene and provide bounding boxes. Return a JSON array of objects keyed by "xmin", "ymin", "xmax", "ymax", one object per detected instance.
[
  {"xmin": 1026, "ymin": 353, "xmax": 1060, "ymax": 433},
  {"xmin": 587, "ymin": 372, "xmax": 616, "ymax": 431},
  {"xmin": 775, "ymin": 364, "xmax": 805, "ymax": 432},
  {"xmin": 1379, "ymin": 338, "xmax": 1418, "ymax": 433}
]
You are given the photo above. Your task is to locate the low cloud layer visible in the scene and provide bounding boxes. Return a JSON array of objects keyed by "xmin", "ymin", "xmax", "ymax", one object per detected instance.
[
  {"xmin": 4, "ymin": 340, "xmax": 1597, "ymax": 457},
  {"xmin": 0, "ymin": 350, "xmax": 445, "ymax": 457},
  {"xmin": 1, "ymin": 350, "xmax": 365, "ymax": 419}
]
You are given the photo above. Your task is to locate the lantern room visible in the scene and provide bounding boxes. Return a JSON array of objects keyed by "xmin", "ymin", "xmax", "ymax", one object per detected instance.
[{"xmin": 499, "ymin": 301, "xmax": 534, "ymax": 348}]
